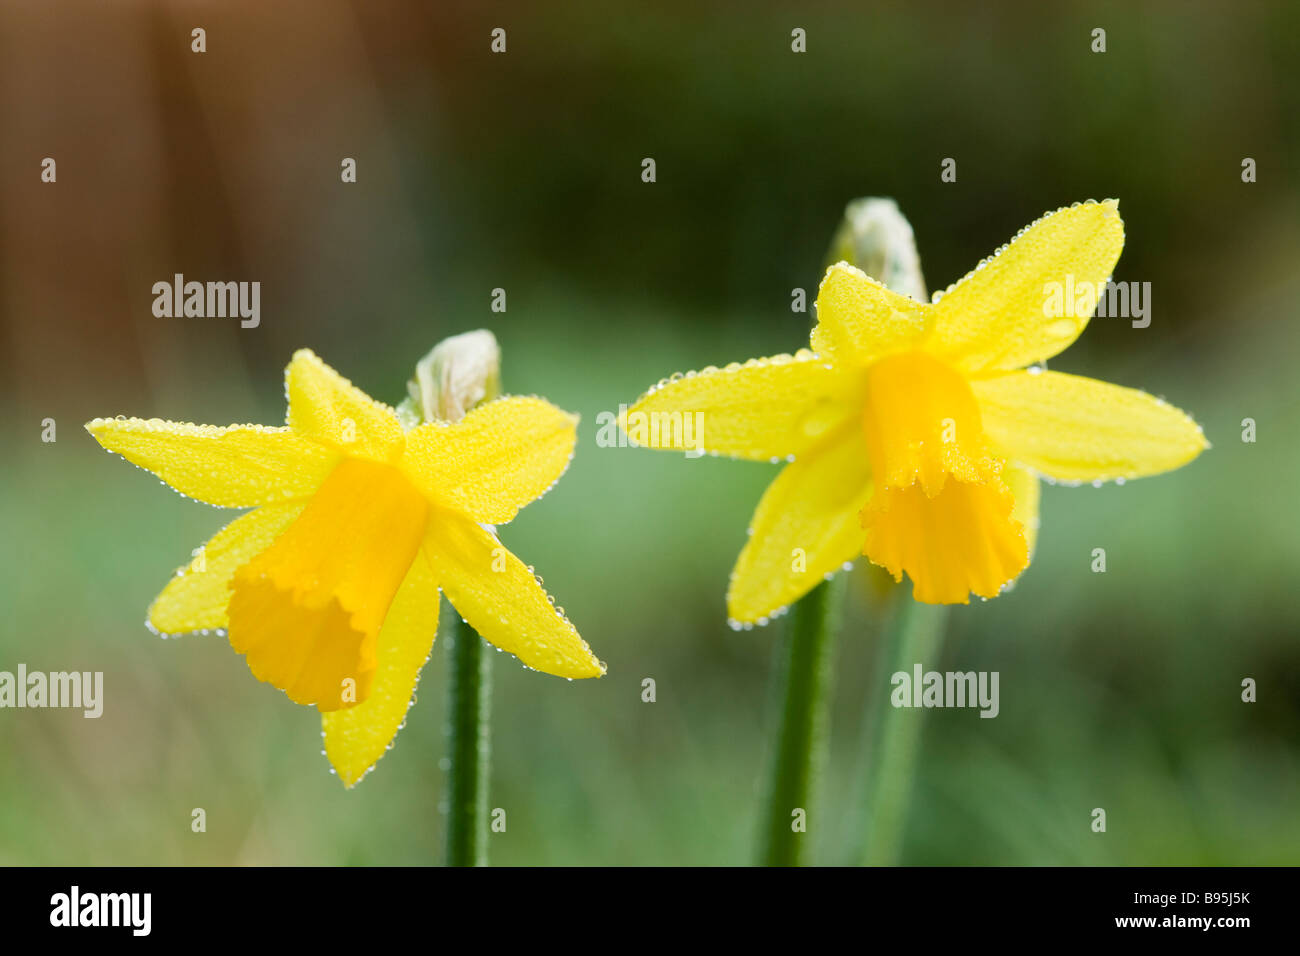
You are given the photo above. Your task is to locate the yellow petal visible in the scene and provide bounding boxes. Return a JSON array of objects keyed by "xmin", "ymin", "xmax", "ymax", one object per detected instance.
[
  {"xmin": 227, "ymin": 457, "xmax": 429, "ymax": 710},
  {"xmin": 970, "ymin": 370, "xmax": 1208, "ymax": 481},
  {"xmin": 1003, "ymin": 464, "xmax": 1041, "ymax": 559},
  {"xmin": 86, "ymin": 417, "xmax": 337, "ymax": 508},
  {"xmin": 863, "ymin": 474, "xmax": 1028, "ymax": 605},
  {"xmin": 402, "ymin": 396, "xmax": 577, "ymax": 524},
  {"xmin": 727, "ymin": 424, "xmax": 873, "ymax": 624},
  {"xmin": 625, "ymin": 352, "xmax": 858, "ymax": 461},
  {"xmin": 926, "ymin": 200, "xmax": 1126, "ymax": 372},
  {"xmin": 426, "ymin": 513, "xmax": 605, "ymax": 679},
  {"xmin": 812, "ymin": 262, "xmax": 931, "ymax": 367},
  {"xmin": 322, "ymin": 547, "xmax": 440, "ymax": 787},
  {"xmin": 285, "ymin": 349, "xmax": 405, "ymax": 462},
  {"xmin": 148, "ymin": 502, "xmax": 305, "ymax": 635}
]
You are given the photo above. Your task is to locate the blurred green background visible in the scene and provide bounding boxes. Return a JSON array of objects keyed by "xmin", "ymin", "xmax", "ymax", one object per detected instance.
[{"xmin": 1, "ymin": 0, "xmax": 1297, "ymax": 865}]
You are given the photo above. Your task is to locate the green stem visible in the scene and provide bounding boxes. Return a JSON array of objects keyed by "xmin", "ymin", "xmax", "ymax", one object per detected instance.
[
  {"xmin": 757, "ymin": 576, "xmax": 846, "ymax": 866},
  {"xmin": 445, "ymin": 614, "xmax": 492, "ymax": 866},
  {"xmin": 859, "ymin": 591, "xmax": 947, "ymax": 865}
]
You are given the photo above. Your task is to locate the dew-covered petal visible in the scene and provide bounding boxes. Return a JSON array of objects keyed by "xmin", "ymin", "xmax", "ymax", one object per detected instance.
[
  {"xmin": 322, "ymin": 547, "xmax": 440, "ymax": 788},
  {"xmin": 148, "ymin": 502, "xmax": 306, "ymax": 635},
  {"xmin": 285, "ymin": 349, "xmax": 405, "ymax": 462},
  {"xmin": 727, "ymin": 424, "xmax": 873, "ymax": 624},
  {"xmin": 86, "ymin": 417, "xmax": 338, "ymax": 508},
  {"xmin": 1003, "ymin": 463, "xmax": 1041, "ymax": 559},
  {"xmin": 926, "ymin": 200, "xmax": 1125, "ymax": 372},
  {"xmin": 970, "ymin": 369, "xmax": 1208, "ymax": 481},
  {"xmin": 425, "ymin": 513, "xmax": 604, "ymax": 679},
  {"xmin": 401, "ymin": 396, "xmax": 577, "ymax": 524},
  {"xmin": 812, "ymin": 262, "xmax": 932, "ymax": 367},
  {"xmin": 624, "ymin": 351, "xmax": 859, "ymax": 461}
]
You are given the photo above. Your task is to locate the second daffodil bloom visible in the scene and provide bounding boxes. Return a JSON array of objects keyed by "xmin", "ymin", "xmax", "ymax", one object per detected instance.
[
  {"xmin": 87, "ymin": 349, "xmax": 604, "ymax": 786},
  {"xmin": 625, "ymin": 200, "xmax": 1206, "ymax": 617}
]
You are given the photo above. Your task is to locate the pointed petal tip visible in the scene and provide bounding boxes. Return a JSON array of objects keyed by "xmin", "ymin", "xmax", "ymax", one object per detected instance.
[
  {"xmin": 818, "ymin": 259, "xmax": 873, "ymax": 291},
  {"xmin": 819, "ymin": 259, "xmax": 908, "ymax": 298},
  {"xmin": 723, "ymin": 592, "xmax": 780, "ymax": 629},
  {"xmin": 544, "ymin": 644, "xmax": 605, "ymax": 679},
  {"xmin": 285, "ymin": 348, "xmax": 324, "ymax": 382},
  {"xmin": 84, "ymin": 417, "xmax": 129, "ymax": 443},
  {"xmin": 331, "ymin": 756, "xmax": 366, "ymax": 789}
]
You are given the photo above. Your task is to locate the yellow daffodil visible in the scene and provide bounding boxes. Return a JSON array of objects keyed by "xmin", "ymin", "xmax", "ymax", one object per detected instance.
[
  {"xmin": 625, "ymin": 200, "xmax": 1206, "ymax": 617},
  {"xmin": 87, "ymin": 349, "xmax": 604, "ymax": 785}
]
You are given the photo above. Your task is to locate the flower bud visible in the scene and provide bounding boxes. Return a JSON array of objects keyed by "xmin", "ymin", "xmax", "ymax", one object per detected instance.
[
  {"xmin": 825, "ymin": 198, "xmax": 928, "ymax": 301},
  {"xmin": 398, "ymin": 329, "xmax": 502, "ymax": 426}
]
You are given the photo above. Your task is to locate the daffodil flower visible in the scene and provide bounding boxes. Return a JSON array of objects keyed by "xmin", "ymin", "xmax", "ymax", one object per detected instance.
[
  {"xmin": 87, "ymin": 349, "xmax": 604, "ymax": 786},
  {"xmin": 626, "ymin": 200, "xmax": 1206, "ymax": 615}
]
